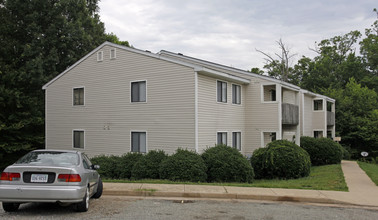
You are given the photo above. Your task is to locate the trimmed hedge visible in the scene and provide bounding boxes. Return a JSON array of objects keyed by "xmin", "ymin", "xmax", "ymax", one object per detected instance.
[
  {"xmin": 202, "ymin": 145, "xmax": 254, "ymax": 183},
  {"xmin": 91, "ymin": 155, "xmax": 120, "ymax": 179},
  {"xmin": 251, "ymin": 140, "xmax": 311, "ymax": 179},
  {"xmin": 118, "ymin": 152, "xmax": 144, "ymax": 179},
  {"xmin": 131, "ymin": 150, "xmax": 168, "ymax": 180},
  {"xmin": 159, "ymin": 149, "xmax": 207, "ymax": 182},
  {"xmin": 300, "ymin": 136, "xmax": 343, "ymax": 166}
]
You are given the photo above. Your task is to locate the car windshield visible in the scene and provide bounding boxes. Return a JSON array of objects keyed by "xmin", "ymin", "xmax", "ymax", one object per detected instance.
[{"xmin": 15, "ymin": 151, "xmax": 80, "ymax": 167}]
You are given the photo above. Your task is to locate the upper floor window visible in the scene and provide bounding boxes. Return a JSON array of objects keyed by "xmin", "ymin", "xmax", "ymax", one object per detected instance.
[
  {"xmin": 327, "ymin": 101, "xmax": 333, "ymax": 112},
  {"xmin": 73, "ymin": 87, "xmax": 84, "ymax": 106},
  {"xmin": 73, "ymin": 130, "xmax": 84, "ymax": 149},
  {"xmin": 131, "ymin": 81, "xmax": 146, "ymax": 102},
  {"xmin": 314, "ymin": 99, "xmax": 323, "ymax": 111},
  {"xmin": 131, "ymin": 132, "xmax": 146, "ymax": 153},
  {"xmin": 217, "ymin": 132, "xmax": 227, "ymax": 145},
  {"xmin": 232, "ymin": 132, "xmax": 241, "ymax": 150},
  {"xmin": 217, "ymin": 80, "xmax": 227, "ymax": 103},
  {"xmin": 110, "ymin": 48, "xmax": 116, "ymax": 59},
  {"xmin": 232, "ymin": 84, "xmax": 241, "ymax": 104},
  {"xmin": 97, "ymin": 51, "xmax": 103, "ymax": 62}
]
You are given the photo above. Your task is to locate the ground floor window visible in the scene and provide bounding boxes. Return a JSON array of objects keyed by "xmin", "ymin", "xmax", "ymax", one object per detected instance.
[
  {"xmin": 263, "ymin": 132, "xmax": 276, "ymax": 147},
  {"xmin": 232, "ymin": 132, "xmax": 241, "ymax": 151},
  {"xmin": 217, "ymin": 132, "xmax": 227, "ymax": 145},
  {"xmin": 314, "ymin": 130, "xmax": 323, "ymax": 138},
  {"xmin": 327, "ymin": 130, "xmax": 333, "ymax": 139},
  {"xmin": 73, "ymin": 130, "xmax": 84, "ymax": 149},
  {"xmin": 131, "ymin": 132, "xmax": 146, "ymax": 153}
]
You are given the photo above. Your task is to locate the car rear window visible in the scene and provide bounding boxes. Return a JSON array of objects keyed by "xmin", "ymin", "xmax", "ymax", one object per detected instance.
[{"xmin": 15, "ymin": 151, "xmax": 80, "ymax": 167}]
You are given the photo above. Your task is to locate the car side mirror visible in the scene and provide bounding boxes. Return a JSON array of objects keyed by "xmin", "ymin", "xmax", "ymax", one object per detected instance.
[{"xmin": 91, "ymin": 164, "xmax": 100, "ymax": 170}]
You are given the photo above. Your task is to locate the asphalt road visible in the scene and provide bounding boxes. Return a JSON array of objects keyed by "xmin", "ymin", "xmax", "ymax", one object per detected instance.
[{"xmin": 1, "ymin": 196, "xmax": 378, "ymax": 220}]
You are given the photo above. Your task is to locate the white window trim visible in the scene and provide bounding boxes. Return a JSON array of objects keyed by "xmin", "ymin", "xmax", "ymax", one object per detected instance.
[
  {"xmin": 312, "ymin": 98, "xmax": 325, "ymax": 112},
  {"xmin": 261, "ymin": 130, "xmax": 278, "ymax": 147},
  {"xmin": 313, "ymin": 129, "xmax": 325, "ymax": 138},
  {"xmin": 72, "ymin": 86, "xmax": 85, "ymax": 107},
  {"xmin": 216, "ymin": 80, "xmax": 228, "ymax": 104},
  {"xmin": 232, "ymin": 131, "xmax": 242, "ymax": 151},
  {"xmin": 97, "ymin": 51, "xmax": 103, "ymax": 62},
  {"xmin": 130, "ymin": 80, "xmax": 147, "ymax": 103},
  {"xmin": 216, "ymin": 131, "xmax": 228, "ymax": 146},
  {"xmin": 231, "ymin": 83, "xmax": 242, "ymax": 105},
  {"xmin": 110, "ymin": 48, "xmax": 116, "ymax": 59},
  {"xmin": 130, "ymin": 130, "xmax": 148, "ymax": 153},
  {"xmin": 72, "ymin": 129, "xmax": 85, "ymax": 149},
  {"xmin": 261, "ymin": 84, "xmax": 278, "ymax": 103}
]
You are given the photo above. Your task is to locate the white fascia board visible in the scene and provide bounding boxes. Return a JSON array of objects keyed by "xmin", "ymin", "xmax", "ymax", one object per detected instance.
[
  {"xmin": 196, "ymin": 67, "xmax": 250, "ymax": 84},
  {"xmin": 160, "ymin": 50, "xmax": 299, "ymax": 89},
  {"xmin": 300, "ymin": 89, "xmax": 335, "ymax": 102}
]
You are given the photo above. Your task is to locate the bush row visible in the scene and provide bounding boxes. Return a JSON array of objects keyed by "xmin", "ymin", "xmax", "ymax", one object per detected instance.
[
  {"xmin": 91, "ymin": 145, "xmax": 254, "ymax": 183},
  {"xmin": 91, "ymin": 138, "xmax": 343, "ymax": 182}
]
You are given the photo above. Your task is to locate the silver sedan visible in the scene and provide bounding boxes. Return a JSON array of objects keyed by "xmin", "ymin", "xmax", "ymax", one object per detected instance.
[{"xmin": 0, "ymin": 149, "xmax": 103, "ymax": 212}]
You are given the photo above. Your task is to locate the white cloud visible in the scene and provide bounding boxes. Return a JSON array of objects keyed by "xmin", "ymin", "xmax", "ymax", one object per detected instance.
[{"xmin": 99, "ymin": 0, "xmax": 376, "ymax": 70}]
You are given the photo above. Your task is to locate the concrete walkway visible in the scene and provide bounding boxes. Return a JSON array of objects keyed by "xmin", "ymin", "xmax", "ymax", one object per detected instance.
[{"xmin": 102, "ymin": 161, "xmax": 378, "ymax": 208}]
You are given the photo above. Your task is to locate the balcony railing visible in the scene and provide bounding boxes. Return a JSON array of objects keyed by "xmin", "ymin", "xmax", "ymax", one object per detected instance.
[
  {"xmin": 282, "ymin": 103, "xmax": 299, "ymax": 125},
  {"xmin": 327, "ymin": 111, "xmax": 335, "ymax": 126}
]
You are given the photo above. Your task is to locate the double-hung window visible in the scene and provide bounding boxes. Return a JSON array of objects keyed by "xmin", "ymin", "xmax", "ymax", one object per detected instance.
[
  {"xmin": 131, "ymin": 132, "xmax": 146, "ymax": 153},
  {"xmin": 232, "ymin": 84, "xmax": 241, "ymax": 104},
  {"xmin": 73, "ymin": 88, "xmax": 84, "ymax": 106},
  {"xmin": 217, "ymin": 132, "xmax": 227, "ymax": 145},
  {"xmin": 232, "ymin": 132, "xmax": 241, "ymax": 150},
  {"xmin": 131, "ymin": 81, "xmax": 146, "ymax": 102},
  {"xmin": 73, "ymin": 130, "xmax": 84, "ymax": 149},
  {"xmin": 217, "ymin": 81, "xmax": 227, "ymax": 103}
]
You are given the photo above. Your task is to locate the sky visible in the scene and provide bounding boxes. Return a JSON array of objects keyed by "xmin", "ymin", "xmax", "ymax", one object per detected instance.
[{"xmin": 98, "ymin": 0, "xmax": 376, "ymax": 70}]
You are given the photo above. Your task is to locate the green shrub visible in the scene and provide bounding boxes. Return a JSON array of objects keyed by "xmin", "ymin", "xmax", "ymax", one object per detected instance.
[
  {"xmin": 159, "ymin": 149, "xmax": 207, "ymax": 182},
  {"xmin": 251, "ymin": 140, "xmax": 311, "ymax": 179},
  {"xmin": 300, "ymin": 136, "xmax": 343, "ymax": 166},
  {"xmin": 249, "ymin": 147, "xmax": 269, "ymax": 179},
  {"xmin": 131, "ymin": 150, "xmax": 168, "ymax": 180},
  {"xmin": 90, "ymin": 155, "xmax": 120, "ymax": 179},
  {"xmin": 118, "ymin": 152, "xmax": 144, "ymax": 179},
  {"xmin": 202, "ymin": 145, "xmax": 254, "ymax": 183}
]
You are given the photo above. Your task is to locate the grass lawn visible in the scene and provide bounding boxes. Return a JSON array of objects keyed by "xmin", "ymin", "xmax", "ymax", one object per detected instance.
[
  {"xmin": 104, "ymin": 164, "xmax": 348, "ymax": 191},
  {"xmin": 357, "ymin": 161, "xmax": 378, "ymax": 186}
]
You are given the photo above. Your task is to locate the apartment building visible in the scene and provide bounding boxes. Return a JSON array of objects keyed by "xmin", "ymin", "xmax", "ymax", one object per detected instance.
[{"xmin": 43, "ymin": 42, "xmax": 335, "ymax": 157}]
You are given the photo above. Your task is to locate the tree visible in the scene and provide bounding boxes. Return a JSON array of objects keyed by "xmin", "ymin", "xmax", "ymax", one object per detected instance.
[
  {"xmin": 323, "ymin": 79, "xmax": 378, "ymax": 156},
  {"xmin": 256, "ymin": 39, "xmax": 297, "ymax": 83},
  {"xmin": 249, "ymin": 67, "xmax": 264, "ymax": 75},
  {"xmin": 0, "ymin": 0, "xmax": 127, "ymax": 171},
  {"xmin": 360, "ymin": 8, "xmax": 378, "ymax": 90}
]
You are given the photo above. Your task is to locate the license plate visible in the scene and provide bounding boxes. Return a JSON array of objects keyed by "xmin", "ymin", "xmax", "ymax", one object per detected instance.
[{"xmin": 31, "ymin": 174, "xmax": 48, "ymax": 183}]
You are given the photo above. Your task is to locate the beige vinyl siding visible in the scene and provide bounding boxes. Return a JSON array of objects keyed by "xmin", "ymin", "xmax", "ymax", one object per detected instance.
[
  {"xmin": 302, "ymin": 94, "xmax": 313, "ymax": 137},
  {"xmin": 282, "ymin": 88, "xmax": 296, "ymax": 104},
  {"xmin": 197, "ymin": 74, "xmax": 245, "ymax": 153},
  {"xmin": 312, "ymin": 111, "xmax": 326, "ymax": 130},
  {"xmin": 245, "ymin": 79, "xmax": 279, "ymax": 155},
  {"xmin": 46, "ymin": 45, "xmax": 195, "ymax": 157}
]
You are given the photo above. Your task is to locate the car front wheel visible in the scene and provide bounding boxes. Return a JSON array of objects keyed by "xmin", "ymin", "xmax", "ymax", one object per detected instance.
[
  {"xmin": 75, "ymin": 187, "xmax": 89, "ymax": 212},
  {"xmin": 2, "ymin": 202, "xmax": 20, "ymax": 212}
]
